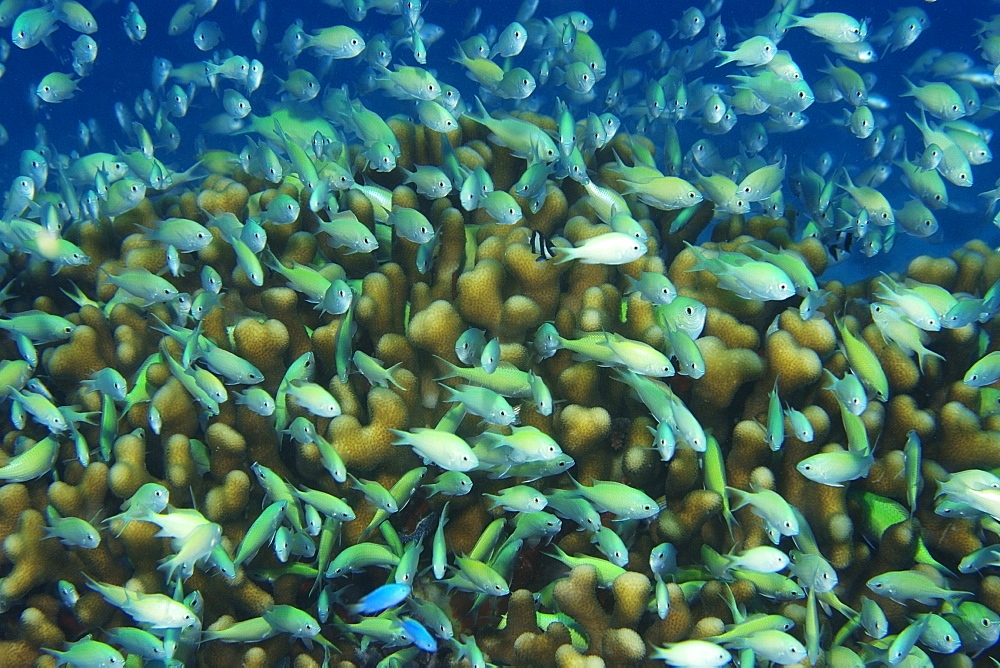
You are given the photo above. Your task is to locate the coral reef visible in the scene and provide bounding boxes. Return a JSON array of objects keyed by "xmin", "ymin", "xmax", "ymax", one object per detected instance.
[{"xmin": 0, "ymin": 7, "xmax": 999, "ymax": 667}]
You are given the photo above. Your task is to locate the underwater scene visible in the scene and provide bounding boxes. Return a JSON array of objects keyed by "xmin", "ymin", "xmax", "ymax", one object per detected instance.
[{"xmin": 4, "ymin": 0, "xmax": 1000, "ymax": 665}]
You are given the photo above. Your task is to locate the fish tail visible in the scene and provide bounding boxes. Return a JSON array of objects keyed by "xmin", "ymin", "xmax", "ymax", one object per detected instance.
[{"xmin": 432, "ymin": 354, "xmax": 462, "ymax": 380}]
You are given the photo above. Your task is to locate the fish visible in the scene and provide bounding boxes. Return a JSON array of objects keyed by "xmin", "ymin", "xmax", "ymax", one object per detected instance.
[
  {"xmin": 867, "ymin": 570, "xmax": 970, "ymax": 606},
  {"xmin": 651, "ymin": 640, "xmax": 731, "ymax": 666},
  {"xmin": 42, "ymin": 639, "xmax": 125, "ymax": 667},
  {"xmin": 553, "ymin": 232, "xmax": 646, "ymax": 266},
  {"xmin": 529, "ymin": 229, "xmax": 556, "ymax": 261},
  {"xmin": 569, "ymin": 475, "xmax": 659, "ymax": 520},
  {"xmin": 717, "ymin": 35, "xmax": 777, "ymax": 67},
  {"xmin": 391, "ymin": 427, "xmax": 479, "ymax": 471},
  {"xmin": 349, "ymin": 582, "xmax": 411, "ymax": 616}
]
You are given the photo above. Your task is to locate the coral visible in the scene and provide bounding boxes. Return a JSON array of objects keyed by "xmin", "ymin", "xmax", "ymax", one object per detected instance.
[
  {"xmin": 514, "ymin": 624, "xmax": 575, "ymax": 668},
  {"xmin": 163, "ymin": 433, "xmax": 198, "ymax": 492},
  {"xmin": 44, "ymin": 323, "xmax": 115, "ymax": 384},
  {"xmin": 558, "ymin": 363, "xmax": 603, "ymax": 408},
  {"xmin": 197, "ymin": 175, "xmax": 250, "ymax": 216},
  {"xmin": 355, "ymin": 264, "xmax": 409, "ymax": 342},
  {"xmin": 609, "ymin": 572, "xmax": 651, "ymax": 629},
  {"xmin": 690, "ymin": 616, "xmax": 726, "ymax": 639},
  {"xmin": 552, "ymin": 566, "xmax": 609, "ymax": 656},
  {"xmin": 233, "ymin": 317, "xmax": 291, "ymax": 383},
  {"xmin": 425, "ymin": 207, "xmax": 468, "ymax": 301},
  {"xmin": 47, "ymin": 462, "xmax": 108, "ymax": 520},
  {"xmin": 261, "ymin": 287, "xmax": 312, "ymax": 359},
  {"xmin": 643, "ymin": 582, "xmax": 694, "ymax": 646},
  {"xmin": 691, "ymin": 336, "xmax": 764, "ymax": 410},
  {"xmin": 107, "ymin": 431, "xmax": 155, "ymax": 501},
  {"xmin": 778, "ymin": 308, "xmax": 837, "ymax": 357},
  {"xmin": 726, "ymin": 420, "xmax": 772, "ymax": 491},
  {"xmin": 934, "ymin": 401, "xmax": 1000, "ymax": 470},
  {"xmin": 764, "ymin": 329, "xmax": 822, "ymax": 394},
  {"xmin": 205, "ymin": 423, "xmax": 248, "ymax": 481},
  {"xmin": 873, "ymin": 402, "xmax": 928, "ymax": 467},
  {"xmin": 205, "ymin": 470, "xmax": 251, "ymax": 523},
  {"xmin": 703, "ymin": 307, "xmax": 760, "ymax": 351},
  {"xmin": 621, "ymin": 423, "xmax": 659, "ymax": 487},
  {"xmin": 553, "ymin": 644, "xmax": 605, "ymax": 668},
  {"xmin": 906, "ymin": 254, "xmax": 958, "ymax": 288},
  {"xmin": 558, "ymin": 405, "xmax": 611, "ymax": 480},
  {"xmin": 0, "ymin": 510, "xmax": 64, "ymax": 606},
  {"xmin": 952, "ymin": 245, "xmax": 987, "ymax": 296},
  {"xmin": 114, "ymin": 518, "xmax": 162, "ymax": 575},
  {"xmin": 480, "ymin": 589, "xmax": 541, "ymax": 664},
  {"xmin": 150, "ymin": 377, "xmax": 200, "ymax": 437},
  {"xmin": 19, "ymin": 606, "xmax": 64, "ymax": 652},
  {"xmin": 600, "ymin": 628, "xmax": 645, "ymax": 667},
  {"xmin": 327, "ymin": 387, "xmax": 411, "ymax": 474},
  {"xmin": 524, "ymin": 184, "xmax": 569, "ymax": 237},
  {"xmin": 408, "ymin": 299, "xmax": 465, "ymax": 362},
  {"xmin": 455, "ymin": 257, "xmax": 505, "ymax": 332},
  {"xmin": 656, "ymin": 490, "xmax": 723, "ymax": 545},
  {"xmin": 0, "ymin": 484, "xmax": 31, "ymax": 564},
  {"xmin": 921, "ymin": 510, "xmax": 982, "ymax": 563}
]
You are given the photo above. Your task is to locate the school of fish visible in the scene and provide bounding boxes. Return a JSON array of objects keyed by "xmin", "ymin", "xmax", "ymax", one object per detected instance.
[{"xmin": 2, "ymin": 0, "xmax": 1000, "ymax": 665}]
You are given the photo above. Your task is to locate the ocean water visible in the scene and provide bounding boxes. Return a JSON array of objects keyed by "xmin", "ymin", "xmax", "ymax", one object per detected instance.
[{"xmin": 2, "ymin": 0, "xmax": 1000, "ymax": 665}]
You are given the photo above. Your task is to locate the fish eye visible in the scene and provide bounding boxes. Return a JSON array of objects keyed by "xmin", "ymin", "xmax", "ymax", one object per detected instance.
[
  {"xmin": 351, "ymin": 39, "xmax": 359, "ymax": 45},
  {"xmin": 798, "ymin": 91, "xmax": 805, "ymax": 98}
]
